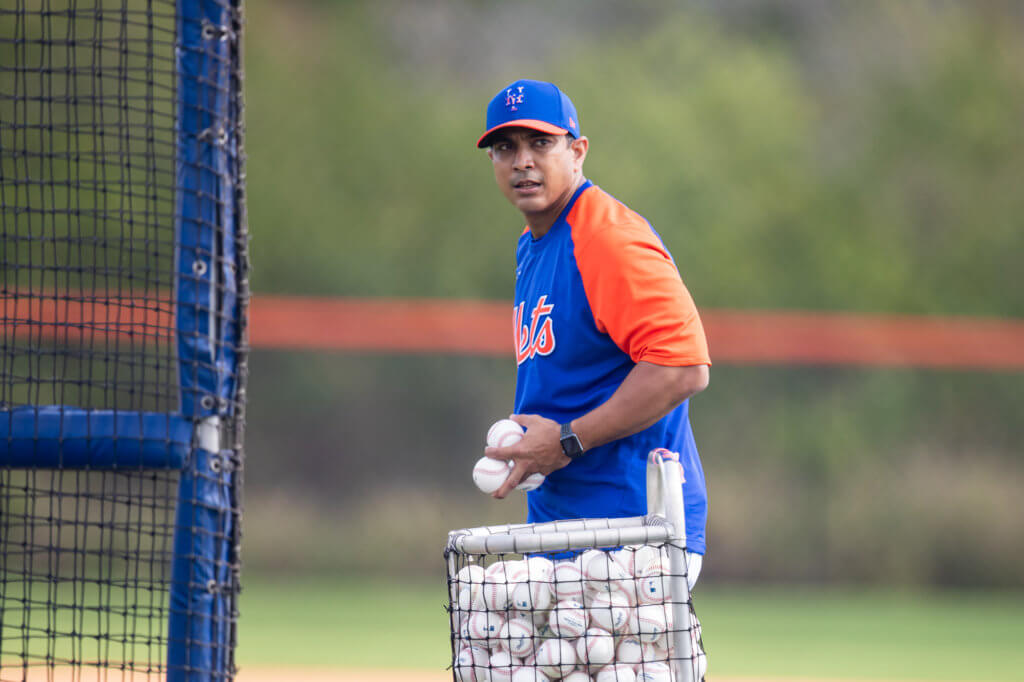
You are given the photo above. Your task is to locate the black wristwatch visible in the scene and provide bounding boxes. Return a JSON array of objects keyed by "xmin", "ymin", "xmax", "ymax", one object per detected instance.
[{"xmin": 559, "ymin": 422, "xmax": 585, "ymax": 459}]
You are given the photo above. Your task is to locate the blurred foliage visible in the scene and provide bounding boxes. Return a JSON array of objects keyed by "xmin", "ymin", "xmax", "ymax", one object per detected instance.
[{"xmin": 246, "ymin": 0, "xmax": 1024, "ymax": 315}]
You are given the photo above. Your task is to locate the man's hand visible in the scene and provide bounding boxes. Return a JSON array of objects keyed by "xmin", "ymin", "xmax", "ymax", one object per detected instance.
[
  {"xmin": 484, "ymin": 414, "xmax": 569, "ymax": 499},
  {"xmin": 482, "ymin": 363, "xmax": 709, "ymax": 500}
]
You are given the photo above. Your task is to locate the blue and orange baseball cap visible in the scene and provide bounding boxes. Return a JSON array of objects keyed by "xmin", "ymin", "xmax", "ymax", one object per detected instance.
[{"xmin": 476, "ymin": 79, "xmax": 581, "ymax": 148}]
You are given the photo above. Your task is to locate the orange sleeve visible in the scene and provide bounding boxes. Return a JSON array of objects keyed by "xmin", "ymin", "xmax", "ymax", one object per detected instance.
[{"xmin": 572, "ymin": 211, "xmax": 710, "ymax": 367}]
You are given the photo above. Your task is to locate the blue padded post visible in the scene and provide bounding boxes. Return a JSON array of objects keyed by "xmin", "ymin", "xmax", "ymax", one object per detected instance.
[
  {"xmin": 167, "ymin": 1, "xmax": 242, "ymax": 679},
  {"xmin": 168, "ymin": 441, "xmax": 236, "ymax": 680}
]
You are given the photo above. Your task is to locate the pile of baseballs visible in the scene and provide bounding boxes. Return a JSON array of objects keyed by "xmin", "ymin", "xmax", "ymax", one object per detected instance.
[
  {"xmin": 450, "ymin": 547, "xmax": 706, "ymax": 682},
  {"xmin": 473, "ymin": 419, "xmax": 546, "ymax": 494}
]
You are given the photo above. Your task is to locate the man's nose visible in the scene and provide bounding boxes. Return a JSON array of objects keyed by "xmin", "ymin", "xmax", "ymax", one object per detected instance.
[{"xmin": 513, "ymin": 146, "xmax": 535, "ymax": 170}]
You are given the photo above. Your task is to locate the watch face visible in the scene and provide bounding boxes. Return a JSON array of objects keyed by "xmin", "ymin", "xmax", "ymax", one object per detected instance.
[
  {"xmin": 559, "ymin": 423, "xmax": 583, "ymax": 458},
  {"xmin": 561, "ymin": 434, "xmax": 584, "ymax": 458}
]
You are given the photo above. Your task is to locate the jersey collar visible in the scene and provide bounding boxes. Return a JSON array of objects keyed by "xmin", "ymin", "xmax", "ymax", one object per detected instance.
[{"xmin": 528, "ymin": 178, "xmax": 592, "ymax": 242}]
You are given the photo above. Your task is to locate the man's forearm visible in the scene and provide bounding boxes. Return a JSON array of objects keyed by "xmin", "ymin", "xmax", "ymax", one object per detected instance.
[
  {"xmin": 486, "ymin": 361, "xmax": 709, "ymax": 498},
  {"xmin": 571, "ymin": 361, "xmax": 709, "ymax": 453}
]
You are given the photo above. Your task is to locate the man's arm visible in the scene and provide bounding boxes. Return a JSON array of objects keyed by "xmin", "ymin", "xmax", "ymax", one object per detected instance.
[{"xmin": 486, "ymin": 361, "xmax": 709, "ymax": 499}]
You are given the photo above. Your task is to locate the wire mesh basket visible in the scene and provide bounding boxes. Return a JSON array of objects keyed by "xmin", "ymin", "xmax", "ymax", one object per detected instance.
[{"xmin": 445, "ymin": 449, "xmax": 706, "ymax": 682}]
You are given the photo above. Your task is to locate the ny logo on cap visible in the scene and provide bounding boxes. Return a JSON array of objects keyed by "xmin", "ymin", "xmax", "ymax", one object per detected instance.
[{"xmin": 505, "ymin": 86, "xmax": 525, "ymax": 112}]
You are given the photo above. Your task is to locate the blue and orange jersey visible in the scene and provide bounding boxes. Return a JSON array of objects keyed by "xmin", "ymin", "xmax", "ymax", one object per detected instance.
[{"xmin": 513, "ymin": 180, "xmax": 711, "ymax": 554}]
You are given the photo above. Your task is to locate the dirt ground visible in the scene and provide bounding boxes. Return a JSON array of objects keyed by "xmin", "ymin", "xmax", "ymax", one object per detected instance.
[
  {"xmin": 5, "ymin": 668, "xmax": 916, "ymax": 682},
  {"xmin": 236, "ymin": 671, "xmax": 889, "ymax": 682}
]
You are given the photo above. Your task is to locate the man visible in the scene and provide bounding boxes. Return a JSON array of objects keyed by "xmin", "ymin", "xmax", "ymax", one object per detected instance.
[{"xmin": 479, "ymin": 79, "xmax": 712, "ymax": 585}]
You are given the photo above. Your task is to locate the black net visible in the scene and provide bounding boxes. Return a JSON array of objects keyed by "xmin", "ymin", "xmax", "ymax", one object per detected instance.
[
  {"xmin": 0, "ymin": 468, "xmax": 178, "ymax": 679},
  {"xmin": 0, "ymin": 2, "xmax": 248, "ymax": 680},
  {"xmin": 0, "ymin": 2, "xmax": 180, "ymax": 413}
]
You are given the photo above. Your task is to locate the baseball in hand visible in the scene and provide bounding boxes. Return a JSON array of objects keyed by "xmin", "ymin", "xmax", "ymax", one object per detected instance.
[
  {"xmin": 472, "ymin": 456, "xmax": 510, "ymax": 494},
  {"xmin": 487, "ymin": 418, "xmax": 525, "ymax": 448},
  {"xmin": 475, "ymin": 419, "xmax": 545, "ymax": 494},
  {"xmin": 516, "ymin": 472, "xmax": 545, "ymax": 491}
]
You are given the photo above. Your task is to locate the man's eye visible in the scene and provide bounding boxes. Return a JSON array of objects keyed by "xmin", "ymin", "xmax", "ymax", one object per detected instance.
[{"xmin": 534, "ymin": 138, "xmax": 551, "ymax": 147}]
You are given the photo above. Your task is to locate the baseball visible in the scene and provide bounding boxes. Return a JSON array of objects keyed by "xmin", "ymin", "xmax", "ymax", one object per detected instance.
[
  {"xmin": 484, "ymin": 560, "xmax": 509, "ymax": 581},
  {"xmin": 694, "ymin": 644, "xmax": 708, "ymax": 680},
  {"xmin": 526, "ymin": 556, "xmax": 555, "ymax": 582},
  {"xmin": 613, "ymin": 577, "xmax": 640, "ymax": 606},
  {"xmin": 486, "ymin": 419, "xmax": 547, "ymax": 491},
  {"xmin": 631, "ymin": 546, "xmax": 662, "ymax": 575},
  {"xmin": 503, "ymin": 560, "xmax": 530, "ymax": 583},
  {"xmin": 532, "ymin": 609, "xmax": 554, "ymax": 639},
  {"xmin": 561, "ymin": 672, "xmax": 592, "ymax": 682},
  {"xmin": 488, "ymin": 650, "xmax": 519, "ymax": 682},
  {"xmin": 487, "ymin": 419, "xmax": 525, "ymax": 448},
  {"xmin": 456, "ymin": 563, "xmax": 486, "ymax": 587},
  {"xmin": 642, "ymin": 640, "xmax": 668, "ymax": 663},
  {"xmin": 595, "ymin": 664, "xmax": 637, "ymax": 682},
  {"xmin": 473, "ymin": 455, "xmax": 545, "ymax": 494},
  {"xmin": 499, "ymin": 617, "xmax": 537, "ymax": 658},
  {"xmin": 582, "ymin": 550, "xmax": 631, "ymax": 597},
  {"xmin": 575, "ymin": 627, "xmax": 615, "ymax": 667},
  {"xmin": 473, "ymin": 456, "xmax": 512, "ymax": 494},
  {"xmin": 535, "ymin": 638, "xmax": 578, "ymax": 679},
  {"xmin": 635, "ymin": 604, "xmax": 668, "ymax": 644},
  {"xmin": 457, "ymin": 585, "xmax": 473, "ymax": 612},
  {"xmin": 611, "ymin": 548, "xmax": 636, "ymax": 577},
  {"xmin": 552, "ymin": 561, "xmax": 585, "ymax": 603},
  {"xmin": 548, "ymin": 599, "xmax": 588, "ymax": 639},
  {"xmin": 511, "ymin": 577, "xmax": 553, "ymax": 612},
  {"xmin": 482, "ymin": 586, "xmax": 511, "ymax": 613},
  {"xmin": 467, "ymin": 610, "xmax": 506, "ymax": 644},
  {"xmin": 587, "ymin": 590, "xmax": 631, "ymax": 633},
  {"xmin": 454, "ymin": 645, "xmax": 489, "ymax": 682},
  {"xmin": 635, "ymin": 662, "xmax": 673, "ymax": 682},
  {"xmin": 454, "ymin": 610, "xmax": 471, "ymax": 644},
  {"xmin": 616, "ymin": 636, "xmax": 644, "ymax": 666},
  {"xmin": 510, "ymin": 668, "xmax": 551, "ymax": 682},
  {"xmin": 689, "ymin": 613, "xmax": 708, "ymax": 680},
  {"xmin": 578, "ymin": 550, "xmax": 605, "ymax": 576},
  {"xmin": 455, "ymin": 564, "xmax": 486, "ymax": 610},
  {"xmin": 636, "ymin": 567, "xmax": 670, "ymax": 605},
  {"xmin": 516, "ymin": 472, "xmax": 546, "ymax": 491}
]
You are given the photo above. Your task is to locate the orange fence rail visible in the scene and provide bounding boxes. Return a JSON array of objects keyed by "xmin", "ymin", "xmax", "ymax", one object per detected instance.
[
  {"xmin": 251, "ymin": 296, "xmax": 1024, "ymax": 369},
  {"xmin": 1, "ymin": 292, "xmax": 175, "ymax": 344},
  {"xmin": 4, "ymin": 292, "xmax": 1024, "ymax": 369}
]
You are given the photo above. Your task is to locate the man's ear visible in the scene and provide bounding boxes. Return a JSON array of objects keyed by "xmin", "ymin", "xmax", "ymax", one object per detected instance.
[
  {"xmin": 486, "ymin": 148, "xmax": 495, "ymax": 161},
  {"xmin": 572, "ymin": 136, "xmax": 589, "ymax": 171}
]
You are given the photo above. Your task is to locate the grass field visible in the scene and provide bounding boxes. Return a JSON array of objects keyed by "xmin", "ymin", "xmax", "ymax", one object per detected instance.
[{"xmin": 238, "ymin": 577, "xmax": 1024, "ymax": 681}]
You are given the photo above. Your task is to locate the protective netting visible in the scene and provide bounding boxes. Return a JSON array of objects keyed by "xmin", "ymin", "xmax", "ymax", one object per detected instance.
[
  {"xmin": 0, "ymin": 1, "xmax": 180, "ymax": 414},
  {"xmin": 0, "ymin": 468, "xmax": 178, "ymax": 679},
  {"xmin": 0, "ymin": 1, "xmax": 248, "ymax": 680}
]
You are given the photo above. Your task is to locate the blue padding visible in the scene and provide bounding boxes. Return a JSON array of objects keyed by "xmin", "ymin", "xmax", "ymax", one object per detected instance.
[
  {"xmin": 168, "ymin": 1, "xmax": 239, "ymax": 679},
  {"xmin": 176, "ymin": 0, "xmax": 227, "ymax": 419},
  {"xmin": 0, "ymin": 406, "xmax": 191, "ymax": 469},
  {"xmin": 167, "ymin": 447, "xmax": 235, "ymax": 680}
]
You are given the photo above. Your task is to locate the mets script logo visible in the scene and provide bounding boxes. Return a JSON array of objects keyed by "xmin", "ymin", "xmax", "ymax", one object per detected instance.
[
  {"xmin": 515, "ymin": 295, "xmax": 556, "ymax": 365},
  {"xmin": 505, "ymin": 86, "xmax": 525, "ymax": 112}
]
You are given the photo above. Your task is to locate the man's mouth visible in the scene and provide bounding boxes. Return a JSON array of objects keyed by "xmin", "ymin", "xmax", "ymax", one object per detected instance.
[{"xmin": 513, "ymin": 179, "xmax": 542, "ymax": 193}]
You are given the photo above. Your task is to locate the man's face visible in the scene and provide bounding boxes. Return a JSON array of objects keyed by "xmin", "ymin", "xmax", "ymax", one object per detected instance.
[{"xmin": 487, "ymin": 128, "xmax": 587, "ymax": 218}]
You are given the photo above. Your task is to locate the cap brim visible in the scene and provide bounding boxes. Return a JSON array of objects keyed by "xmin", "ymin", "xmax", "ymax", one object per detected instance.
[{"xmin": 476, "ymin": 119, "xmax": 570, "ymax": 148}]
